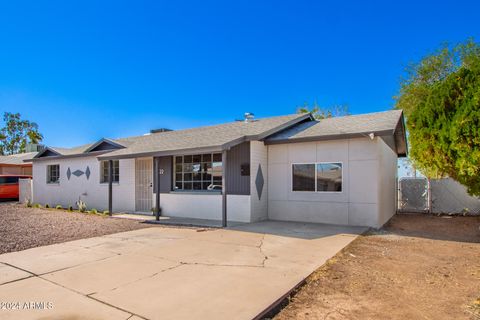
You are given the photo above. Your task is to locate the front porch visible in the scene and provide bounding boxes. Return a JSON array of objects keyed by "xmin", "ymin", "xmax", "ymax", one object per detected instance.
[{"xmin": 106, "ymin": 141, "xmax": 266, "ymax": 227}]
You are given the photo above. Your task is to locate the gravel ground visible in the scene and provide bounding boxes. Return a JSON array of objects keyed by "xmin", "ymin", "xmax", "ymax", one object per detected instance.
[
  {"xmin": 273, "ymin": 214, "xmax": 480, "ymax": 320},
  {"xmin": 0, "ymin": 202, "xmax": 151, "ymax": 254}
]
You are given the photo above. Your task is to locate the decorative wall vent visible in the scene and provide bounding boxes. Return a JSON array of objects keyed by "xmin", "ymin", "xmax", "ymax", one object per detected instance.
[
  {"xmin": 255, "ymin": 164, "xmax": 264, "ymax": 200},
  {"xmin": 67, "ymin": 166, "xmax": 91, "ymax": 180}
]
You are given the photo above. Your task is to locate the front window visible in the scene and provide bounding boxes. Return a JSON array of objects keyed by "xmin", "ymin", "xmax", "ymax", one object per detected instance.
[
  {"xmin": 47, "ymin": 164, "xmax": 60, "ymax": 184},
  {"xmin": 174, "ymin": 153, "xmax": 222, "ymax": 191},
  {"xmin": 292, "ymin": 162, "xmax": 342, "ymax": 192},
  {"xmin": 100, "ymin": 160, "xmax": 120, "ymax": 183}
]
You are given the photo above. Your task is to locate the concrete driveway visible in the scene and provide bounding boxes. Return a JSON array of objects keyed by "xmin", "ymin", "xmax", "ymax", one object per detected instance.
[{"xmin": 0, "ymin": 221, "xmax": 365, "ymax": 320}]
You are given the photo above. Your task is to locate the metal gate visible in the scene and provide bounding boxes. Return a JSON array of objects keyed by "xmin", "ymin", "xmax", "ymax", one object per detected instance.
[
  {"xmin": 397, "ymin": 177, "xmax": 430, "ymax": 213},
  {"xmin": 135, "ymin": 158, "xmax": 153, "ymax": 213}
]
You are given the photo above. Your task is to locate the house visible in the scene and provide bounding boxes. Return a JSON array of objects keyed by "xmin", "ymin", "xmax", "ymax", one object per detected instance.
[
  {"xmin": 28, "ymin": 110, "xmax": 407, "ymax": 228},
  {"xmin": 0, "ymin": 152, "xmax": 37, "ymax": 175}
]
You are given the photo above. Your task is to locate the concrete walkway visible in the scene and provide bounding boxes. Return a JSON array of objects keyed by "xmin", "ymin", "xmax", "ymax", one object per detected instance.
[{"xmin": 0, "ymin": 221, "xmax": 365, "ymax": 320}]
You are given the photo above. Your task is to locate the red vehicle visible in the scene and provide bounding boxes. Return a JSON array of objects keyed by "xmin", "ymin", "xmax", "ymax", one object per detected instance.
[{"xmin": 0, "ymin": 175, "xmax": 32, "ymax": 200}]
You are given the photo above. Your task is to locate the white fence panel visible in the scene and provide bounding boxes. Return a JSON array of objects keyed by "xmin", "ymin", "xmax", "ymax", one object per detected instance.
[
  {"xmin": 19, "ymin": 178, "xmax": 33, "ymax": 204},
  {"xmin": 431, "ymin": 178, "xmax": 480, "ymax": 215}
]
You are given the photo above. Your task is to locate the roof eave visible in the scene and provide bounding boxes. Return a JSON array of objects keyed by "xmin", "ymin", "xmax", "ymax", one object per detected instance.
[
  {"xmin": 29, "ymin": 150, "xmax": 113, "ymax": 162},
  {"xmin": 264, "ymin": 129, "xmax": 395, "ymax": 145},
  {"xmin": 96, "ymin": 145, "xmax": 225, "ymax": 161}
]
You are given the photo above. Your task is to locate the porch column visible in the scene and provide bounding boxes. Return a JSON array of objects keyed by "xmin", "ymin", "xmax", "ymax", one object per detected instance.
[
  {"xmin": 108, "ymin": 159, "xmax": 113, "ymax": 216},
  {"xmin": 155, "ymin": 157, "xmax": 161, "ymax": 221},
  {"xmin": 222, "ymin": 150, "xmax": 227, "ymax": 227}
]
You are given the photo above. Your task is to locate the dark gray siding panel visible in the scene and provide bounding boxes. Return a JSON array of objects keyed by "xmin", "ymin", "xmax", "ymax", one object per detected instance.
[
  {"xmin": 226, "ymin": 142, "xmax": 250, "ymax": 195},
  {"xmin": 154, "ymin": 156, "xmax": 173, "ymax": 193}
]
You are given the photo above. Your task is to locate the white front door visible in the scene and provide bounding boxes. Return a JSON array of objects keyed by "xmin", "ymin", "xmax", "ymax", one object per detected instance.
[{"xmin": 135, "ymin": 158, "xmax": 153, "ymax": 213}]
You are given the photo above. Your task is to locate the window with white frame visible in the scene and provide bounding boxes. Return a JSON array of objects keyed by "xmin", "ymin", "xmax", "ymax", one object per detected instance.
[
  {"xmin": 292, "ymin": 162, "xmax": 342, "ymax": 192},
  {"xmin": 174, "ymin": 153, "xmax": 222, "ymax": 191},
  {"xmin": 100, "ymin": 160, "xmax": 120, "ymax": 183},
  {"xmin": 47, "ymin": 164, "xmax": 60, "ymax": 184}
]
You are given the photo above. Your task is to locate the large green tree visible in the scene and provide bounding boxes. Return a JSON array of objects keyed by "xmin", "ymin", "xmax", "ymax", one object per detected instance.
[
  {"xmin": 0, "ymin": 112, "xmax": 43, "ymax": 155},
  {"xmin": 395, "ymin": 40, "xmax": 480, "ymax": 195}
]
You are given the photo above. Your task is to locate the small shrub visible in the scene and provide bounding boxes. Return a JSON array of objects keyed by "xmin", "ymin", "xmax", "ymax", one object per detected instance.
[
  {"xmin": 68, "ymin": 205, "xmax": 73, "ymax": 212},
  {"xmin": 33, "ymin": 203, "xmax": 42, "ymax": 208},
  {"xmin": 103, "ymin": 210, "xmax": 110, "ymax": 215},
  {"xmin": 76, "ymin": 199, "xmax": 87, "ymax": 213},
  {"xmin": 25, "ymin": 198, "xmax": 32, "ymax": 208},
  {"xmin": 44, "ymin": 204, "xmax": 50, "ymax": 209},
  {"xmin": 56, "ymin": 205, "xmax": 63, "ymax": 210},
  {"xmin": 90, "ymin": 208, "xmax": 98, "ymax": 214}
]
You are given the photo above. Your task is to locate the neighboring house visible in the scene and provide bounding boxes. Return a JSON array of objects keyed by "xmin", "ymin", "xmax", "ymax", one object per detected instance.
[
  {"xmin": 0, "ymin": 152, "xmax": 37, "ymax": 175},
  {"xmin": 28, "ymin": 110, "xmax": 407, "ymax": 228}
]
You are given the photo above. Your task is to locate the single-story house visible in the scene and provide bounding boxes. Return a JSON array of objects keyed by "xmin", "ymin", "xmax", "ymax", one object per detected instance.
[
  {"xmin": 28, "ymin": 110, "xmax": 406, "ymax": 228},
  {"xmin": 0, "ymin": 152, "xmax": 37, "ymax": 175}
]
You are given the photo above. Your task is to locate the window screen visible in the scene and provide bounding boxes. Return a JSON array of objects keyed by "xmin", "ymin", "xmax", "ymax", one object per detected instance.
[
  {"xmin": 292, "ymin": 162, "xmax": 342, "ymax": 192},
  {"xmin": 100, "ymin": 160, "xmax": 120, "ymax": 183},
  {"xmin": 292, "ymin": 164, "xmax": 315, "ymax": 191},
  {"xmin": 47, "ymin": 165, "xmax": 60, "ymax": 184},
  {"xmin": 316, "ymin": 163, "xmax": 342, "ymax": 192}
]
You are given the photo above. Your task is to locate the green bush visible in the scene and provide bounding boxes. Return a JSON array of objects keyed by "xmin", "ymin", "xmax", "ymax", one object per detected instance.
[
  {"xmin": 44, "ymin": 204, "xmax": 50, "ymax": 209},
  {"xmin": 68, "ymin": 205, "xmax": 73, "ymax": 212},
  {"xmin": 33, "ymin": 203, "xmax": 42, "ymax": 208},
  {"xmin": 25, "ymin": 198, "xmax": 32, "ymax": 208},
  {"xmin": 103, "ymin": 210, "xmax": 109, "ymax": 215},
  {"xmin": 90, "ymin": 208, "xmax": 98, "ymax": 214},
  {"xmin": 56, "ymin": 205, "xmax": 63, "ymax": 210}
]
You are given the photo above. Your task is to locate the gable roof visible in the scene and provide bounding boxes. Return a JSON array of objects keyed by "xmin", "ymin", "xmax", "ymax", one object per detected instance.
[
  {"xmin": 29, "ymin": 110, "xmax": 408, "ymax": 161},
  {"xmin": 265, "ymin": 110, "xmax": 407, "ymax": 156},
  {"xmin": 83, "ymin": 138, "xmax": 126, "ymax": 153},
  {"xmin": 0, "ymin": 152, "xmax": 38, "ymax": 165},
  {"xmin": 31, "ymin": 113, "xmax": 312, "ymax": 161}
]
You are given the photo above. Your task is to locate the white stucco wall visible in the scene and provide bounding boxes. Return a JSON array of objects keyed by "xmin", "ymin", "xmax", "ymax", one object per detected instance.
[
  {"xmin": 32, "ymin": 157, "xmax": 135, "ymax": 212},
  {"xmin": 250, "ymin": 141, "xmax": 268, "ymax": 222},
  {"xmin": 159, "ymin": 193, "xmax": 222, "ymax": 220},
  {"xmin": 227, "ymin": 195, "xmax": 251, "ymax": 223},
  {"xmin": 267, "ymin": 137, "xmax": 397, "ymax": 227}
]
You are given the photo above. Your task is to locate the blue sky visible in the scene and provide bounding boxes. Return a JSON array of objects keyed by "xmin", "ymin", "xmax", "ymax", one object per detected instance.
[{"xmin": 0, "ymin": 0, "xmax": 478, "ymax": 147}]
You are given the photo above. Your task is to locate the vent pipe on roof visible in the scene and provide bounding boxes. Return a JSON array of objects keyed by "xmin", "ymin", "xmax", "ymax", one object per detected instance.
[
  {"xmin": 244, "ymin": 112, "xmax": 255, "ymax": 123},
  {"xmin": 150, "ymin": 128, "xmax": 173, "ymax": 134}
]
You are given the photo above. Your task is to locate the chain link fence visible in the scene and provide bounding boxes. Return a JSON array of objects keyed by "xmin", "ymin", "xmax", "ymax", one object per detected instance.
[{"xmin": 398, "ymin": 177, "xmax": 480, "ymax": 215}]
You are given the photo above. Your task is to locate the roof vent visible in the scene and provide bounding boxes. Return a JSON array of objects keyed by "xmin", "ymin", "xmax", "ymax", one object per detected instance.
[
  {"xmin": 150, "ymin": 128, "xmax": 173, "ymax": 134},
  {"xmin": 244, "ymin": 112, "xmax": 255, "ymax": 123}
]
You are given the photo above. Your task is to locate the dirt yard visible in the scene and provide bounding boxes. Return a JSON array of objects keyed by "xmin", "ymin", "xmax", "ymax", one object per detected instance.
[
  {"xmin": 0, "ymin": 202, "xmax": 150, "ymax": 254},
  {"xmin": 274, "ymin": 214, "xmax": 480, "ymax": 320}
]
